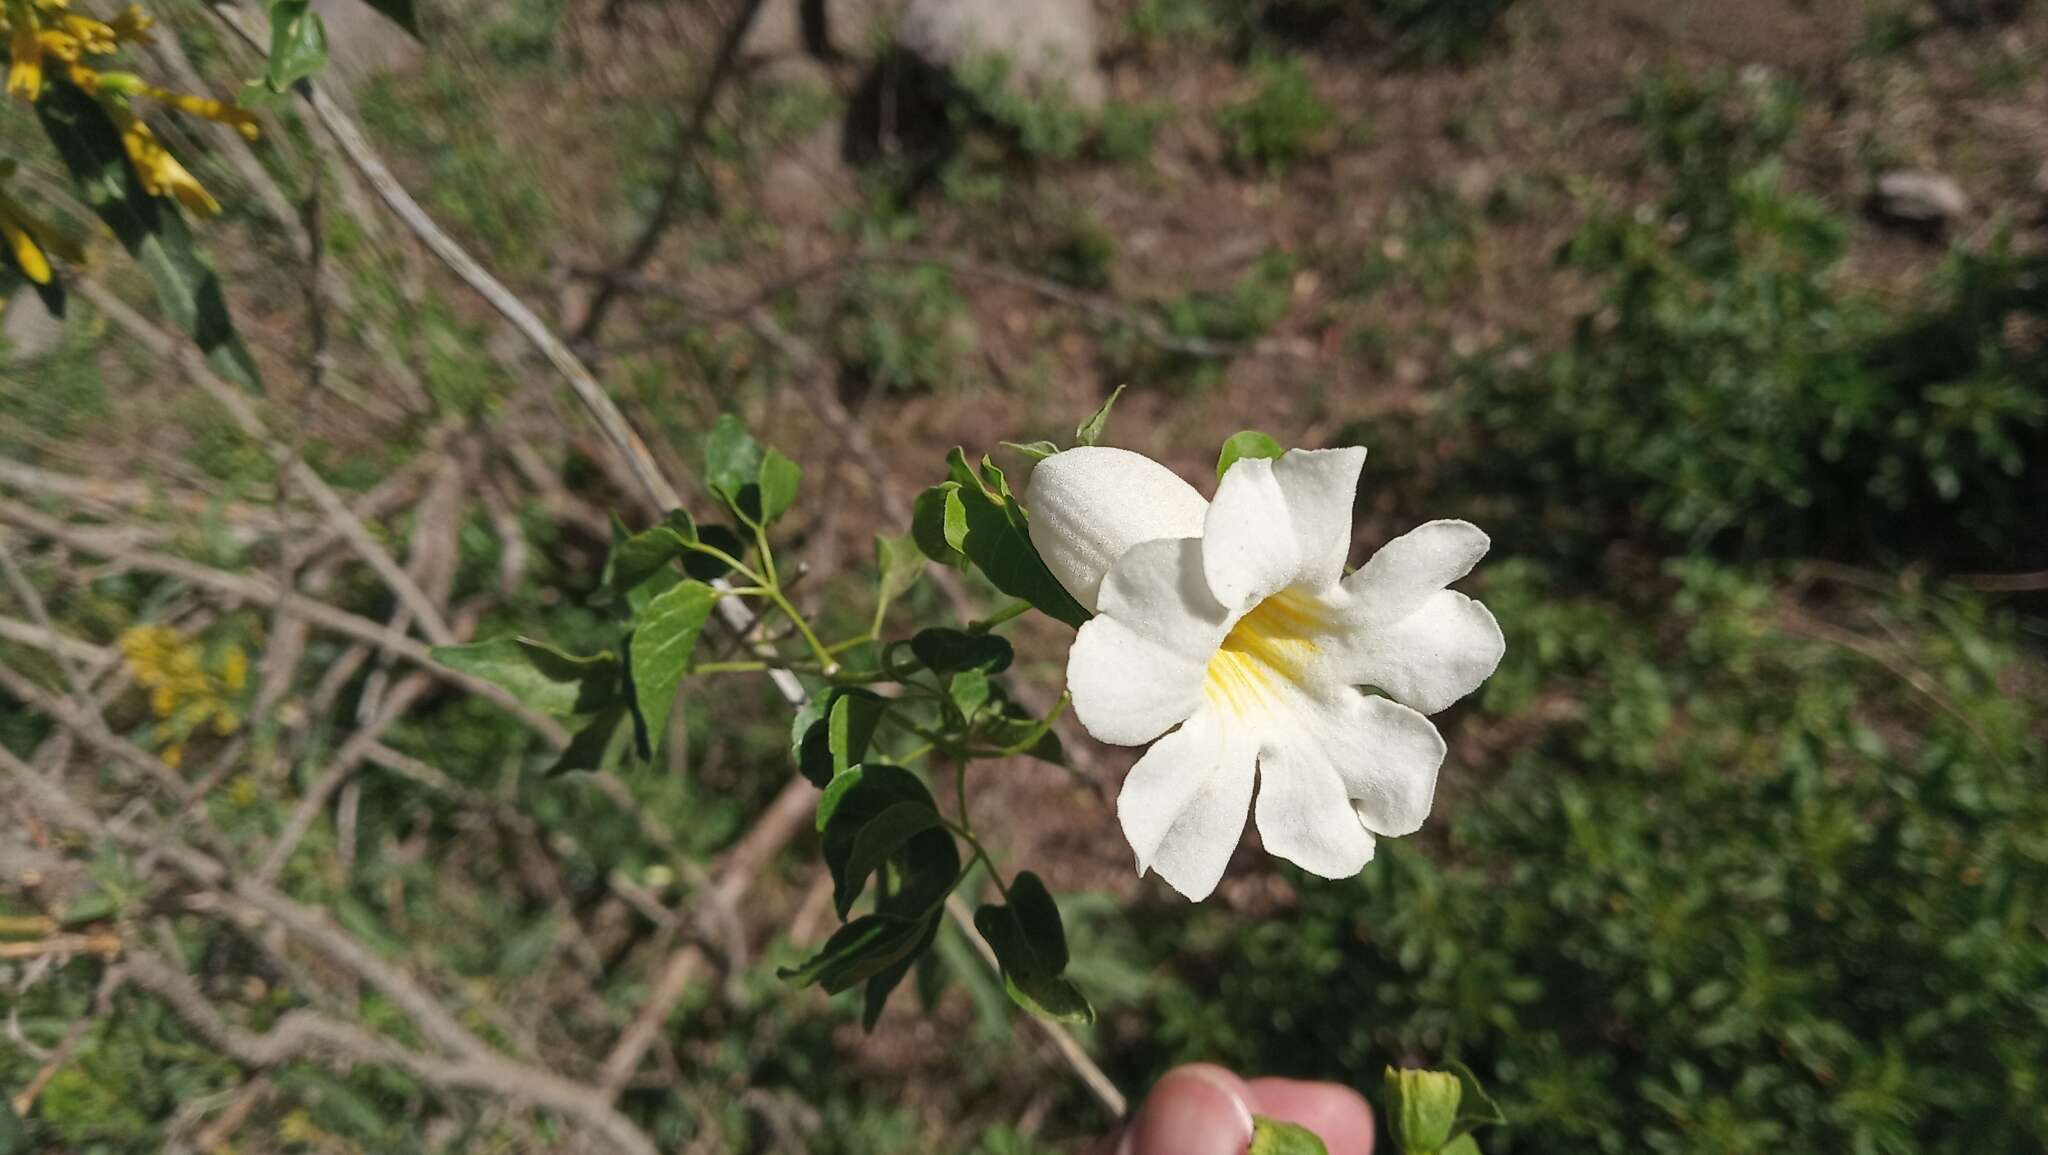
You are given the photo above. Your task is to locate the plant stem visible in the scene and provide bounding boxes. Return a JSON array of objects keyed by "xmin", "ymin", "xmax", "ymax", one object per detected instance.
[{"xmin": 970, "ymin": 600, "xmax": 1032, "ymax": 632}]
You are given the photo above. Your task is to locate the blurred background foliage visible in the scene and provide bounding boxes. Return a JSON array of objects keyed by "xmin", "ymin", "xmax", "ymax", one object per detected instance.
[{"xmin": 3, "ymin": 0, "xmax": 2045, "ymax": 1152}]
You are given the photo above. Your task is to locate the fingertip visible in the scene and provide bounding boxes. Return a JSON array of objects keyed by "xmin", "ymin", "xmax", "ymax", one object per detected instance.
[
  {"xmin": 1245, "ymin": 1078, "xmax": 1376, "ymax": 1155},
  {"xmin": 1127, "ymin": 1064, "xmax": 1258, "ymax": 1155}
]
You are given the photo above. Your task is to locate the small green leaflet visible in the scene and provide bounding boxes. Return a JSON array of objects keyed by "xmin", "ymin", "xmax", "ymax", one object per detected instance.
[
  {"xmin": 909, "ymin": 627, "xmax": 1013, "ymax": 674},
  {"xmin": 430, "ymin": 636, "xmax": 619, "ymax": 720},
  {"xmin": 626, "ymin": 579, "xmax": 717, "ymax": 757},
  {"xmin": 705, "ymin": 413, "xmax": 764, "ymax": 518},
  {"xmin": 1249, "ymin": 1116, "xmax": 1330, "ymax": 1155},
  {"xmin": 777, "ymin": 913, "xmax": 933, "ymax": 993},
  {"xmin": 757, "ymin": 448, "xmax": 801, "ymax": 525},
  {"xmin": 973, "ymin": 871, "xmax": 1093, "ymax": 1024},
  {"xmin": 1001, "ymin": 439, "xmax": 1059, "ymax": 460},
  {"xmin": 791, "ymin": 688, "xmax": 887, "ymax": 788},
  {"xmin": 912, "ymin": 448, "xmax": 1089, "ymax": 628},
  {"xmin": 1218, "ymin": 429, "xmax": 1286, "ymax": 479},
  {"xmin": 1075, "ymin": 384, "xmax": 1127, "ymax": 447},
  {"xmin": 872, "ymin": 533, "xmax": 927, "ymax": 632},
  {"xmin": 267, "ymin": 0, "xmax": 331, "ymax": 91}
]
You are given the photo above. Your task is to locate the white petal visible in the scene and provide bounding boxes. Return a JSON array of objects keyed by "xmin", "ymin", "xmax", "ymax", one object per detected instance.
[
  {"xmin": 1096, "ymin": 536, "xmax": 1233, "ymax": 661},
  {"xmin": 1068, "ymin": 537, "xmax": 1233, "ymax": 745},
  {"xmin": 1253, "ymin": 732, "xmax": 1377, "ymax": 880},
  {"xmin": 1068, "ymin": 617, "xmax": 1207, "ymax": 746},
  {"xmin": 1337, "ymin": 590, "xmax": 1505, "ymax": 715},
  {"xmin": 1117, "ymin": 710, "xmax": 1257, "ymax": 901},
  {"xmin": 1304, "ymin": 691, "xmax": 1446, "ymax": 836},
  {"xmin": 1026, "ymin": 447, "xmax": 1209, "ymax": 612},
  {"xmin": 1203, "ymin": 448, "xmax": 1367, "ymax": 610},
  {"xmin": 1343, "ymin": 519, "xmax": 1490, "ymax": 625}
]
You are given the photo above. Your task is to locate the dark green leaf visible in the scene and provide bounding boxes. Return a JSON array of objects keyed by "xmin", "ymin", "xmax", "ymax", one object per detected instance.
[
  {"xmin": 836, "ymin": 800, "xmax": 946, "ymax": 918},
  {"xmin": 359, "ymin": 0, "xmax": 421, "ymax": 36},
  {"xmin": 267, "ymin": 0, "xmax": 330, "ymax": 91},
  {"xmin": 974, "ymin": 871, "xmax": 1092, "ymax": 1023},
  {"xmin": 1218, "ymin": 429, "xmax": 1286, "ymax": 479},
  {"xmin": 1075, "ymin": 383, "xmax": 1127, "ymax": 447},
  {"xmin": 543, "ymin": 704, "xmax": 632, "ymax": 777},
  {"xmin": 794, "ymin": 688, "xmax": 886, "ymax": 787},
  {"xmin": 432, "ymin": 636, "xmax": 619, "ymax": 719},
  {"xmin": 684, "ymin": 524, "xmax": 748, "ymax": 581},
  {"xmin": 910, "ymin": 627, "xmax": 1014, "ymax": 674},
  {"xmin": 912, "ymin": 483, "xmax": 969, "ymax": 567},
  {"xmin": 1249, "ymin": 1116, "xmax": 1330, "ymax": 1155},
  {"xmin": 815, "ymin": 764, "xmax": 867, "ymax": 832},
  {"xmin": 778, "ymin": 913, "xmax": 933, "ymax": 993},
  {"xmin": 862, "ymin": 915, "xmax": 941, "ymax": 1030},
  {"xmin": 936, "ymin": 449, "xmax": 1090, "ymax": 628},
  {"xmin": 820, "ymin": 765, "xmax": 951, "ymax": 916},
  {"xmin": 626, "ymin": 580, "xmax": 717, "ymax": 757},
  {"xmin": 603, "ymin": 510, "xmax": 693, "ymax": 590},
  {"xmin": 978, "ymin": 711, "xmax": 1067, "ymax": 765},
  {"xmin": 36, "ymin": 81, "xmax": 260, "ymax": 391},
  {"xmin": 757, "ymin": 448, "xmax": 801, "ymax": 525}
]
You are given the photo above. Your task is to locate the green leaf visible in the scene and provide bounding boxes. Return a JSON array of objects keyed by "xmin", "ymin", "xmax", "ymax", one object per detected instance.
[
  {"xmin": 267, "ymin": 0, "xmax": 330, "ymax": 91},
  {"xmin": 705, "ymin": 413, "xmax": 764, "ymax": 519},
  {"xmin": 360, "ymin": 0, "xmax": 421, "ymax": 36},
  {"xmin": 431, "ymin": 636, "xmax": 619, "ymax": 719},
  {"xmin": 949, "ymin": 668, "xmax": 990, "ymax": 718},
  {"xmin": 1385, "ymin": 1068, "xmax": 1462, "ymax": 1155},
  {"xmin": 912, "ymin": 483, "xmax": 969, "ymax": 567},
  {"xmin": 1444, "ymin": 1059, "xmax": 1506, "ymax": 1144},
  {"xmin": 793, "ymin": 688, "xmax": 887, "ymax": 787},
  {"xmin": 778, "ymin": 913, "xmax": 933, "ymax": 993},
  {"xmin": 973, "ymin": 871, "xmax": 1093, "ymax": 1024},
  {"xmin": 1249, "ymin": 1116, "xmax": 1330, "ymax": 1155},
  {"xmin": 837, "ymin": 800, "xmax": 946, "ymax": 918},
  {"xmin": 937, "ymin": 449, "xmax": 1090, "ymax": 628},
  {"xmin": 1075, "ymin": 383, "xmax": 1127, "ymax": 447},
  {"xmin": 545, "ymin": 705, "xmax": 633, "ymax": 776},
  {"xmin": 978, "ymin": 710, "xmax": 1067, "ymax": 765},
  {"xmin": 35, "ymin": 81, "xmax": 261, "ymax": 391},
  {"xmin": 626, "ymin": 580, "xmax": 717, "ymax": 757},
  {"xmin": 1218, "ymin": 429, "xmax": 1286, "ymax": 479},
  {"xmin": 910, "ymin": 627, "xmax": 1014, "ymax": 674},
  {"xmin": 1001, "ymin": 439, "xmax": 1060, "ymax": 460},
  {"xmin": 830, "ymin": 691, "xmax": 887, "ymax": 776},
  {"xmin": 1438, "ymin": 1138, "xmax": 1480, "ymax": 1155},
  {"xmin": 820, "ymin": 765, "xmax": 955, "ymax": 918},
  {"xmin": 757, "ymin": 448, "xmax": 802, "ymax": 525},
  {"xmin": 862, "ymin": 915, "xmax": 942, "ymax": 1029},
  {"xmin": 872, "ymin": 532, "xmax": 927, "ymax": 631}
]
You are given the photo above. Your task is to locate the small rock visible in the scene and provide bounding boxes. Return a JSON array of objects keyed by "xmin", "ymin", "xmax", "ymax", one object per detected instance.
[
  {"xmin": 1873, "ymin": 169, "xmax": 1970, "ymax": 229},
  {"xmin": 1, "ymin": 286, "xmax": 64, "ymax": 361},
  {"xmin": 898, "ymin": 0, "xmax": 1106, "ymax": 111}
]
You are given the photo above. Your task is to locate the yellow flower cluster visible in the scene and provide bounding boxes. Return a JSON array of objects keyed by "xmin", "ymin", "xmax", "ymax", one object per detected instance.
[
  {"xmin": 118, "ymin": 624, "xmax": 247, "ymax": 768},
  {"xmin": 1, "ymin": 0, "xmax": 258, "ymax": 275}
]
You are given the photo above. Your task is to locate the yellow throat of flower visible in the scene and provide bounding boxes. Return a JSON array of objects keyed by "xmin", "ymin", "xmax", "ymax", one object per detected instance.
[{"xmin": 1204, "ymin": 588, "xmax": 1330, "ymax": 717}]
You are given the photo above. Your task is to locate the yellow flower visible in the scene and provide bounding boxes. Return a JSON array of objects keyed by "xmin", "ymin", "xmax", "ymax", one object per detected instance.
[
  {"xmin": 106, "ymin": 103, "xmax": 220, "ymax": 215},
  {"xmin": 6, "ymin": 0, "xmax": 43, "ymax": 100}
]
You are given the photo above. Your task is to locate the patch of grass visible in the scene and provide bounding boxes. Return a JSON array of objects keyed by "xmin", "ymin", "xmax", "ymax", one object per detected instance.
[
  {"xmin": 1102, "ymin": 249, "xmax": 1297, "ymax": 390},
  {"xmin": 1454, "ymin": 72, "xmax": 2048, "ymax": 567},
  {"xmin": 1214, "ymin": 54, "xmax": 1333, "ymax": 174},
  {"xmin": 830, "ymin": 261, "xmax": 978, "ymax": 394}
]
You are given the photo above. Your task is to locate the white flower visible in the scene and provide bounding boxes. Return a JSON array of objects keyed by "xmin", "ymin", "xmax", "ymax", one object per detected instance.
[{"xmin": 1027, "ymin": 446, "xmax": 1505, "ymax": 901}]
